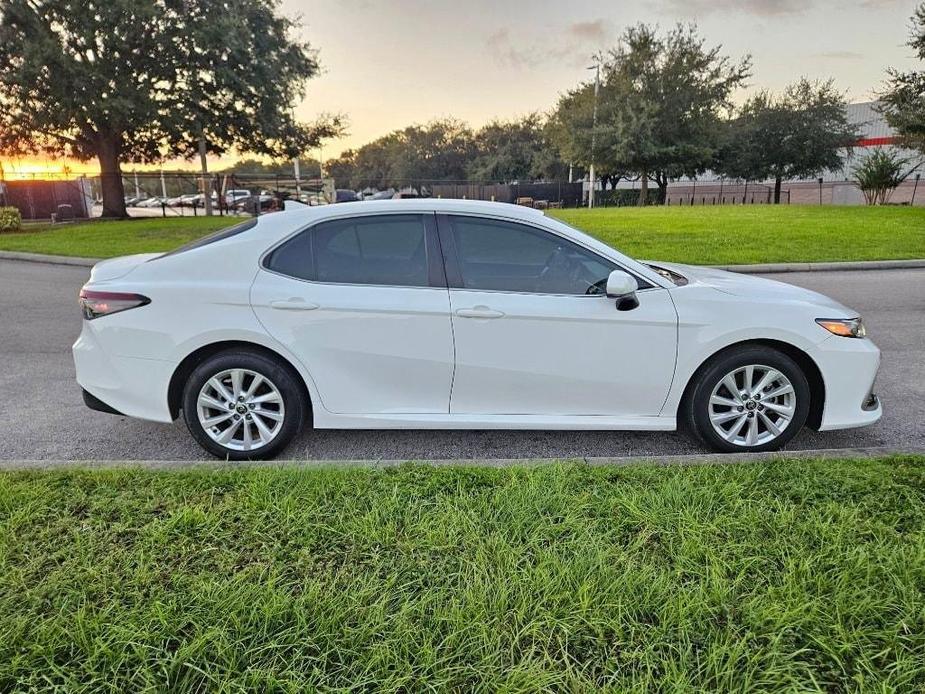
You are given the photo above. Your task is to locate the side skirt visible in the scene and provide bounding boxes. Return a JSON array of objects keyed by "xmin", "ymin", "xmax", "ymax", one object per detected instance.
[{"xmin": 311, "ymin": 412, "xmax": 677, "ymax": 431}]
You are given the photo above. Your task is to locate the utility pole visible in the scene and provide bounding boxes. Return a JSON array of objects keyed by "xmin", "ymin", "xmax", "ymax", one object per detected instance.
[
  {"xmin": 587, "ymin": 61, "xmax": 600, "ymax": 209},
  {"xmin": 198, "ymin": 130, "xmax": 213, "ymax": 216},
  {"xmin": 293, "ymin": 158, "xmax": 301, "ymax": 200},
  {"xmin": 133, "ymin": 170, "xmax": 140, "ymax": 199}
]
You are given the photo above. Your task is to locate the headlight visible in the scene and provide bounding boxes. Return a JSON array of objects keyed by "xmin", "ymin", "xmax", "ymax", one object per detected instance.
[{"xmin": 815, "ymin": 317, "xmax": 866, "ymax": 338}]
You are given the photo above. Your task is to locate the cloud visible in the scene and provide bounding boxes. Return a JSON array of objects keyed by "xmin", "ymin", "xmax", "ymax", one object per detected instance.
[
  {"xmin": 567, "ymin": 19, "xmax": 611, "ymax": 43},
  {"xmin": 659, "ymin": 0, "xmax": 904, "ymax": 17},
  {"xmin": 657, "ymin": 0, "xmax": 804, "ymax": 17},
  {"xmin": 816, "ymin": 50, "xmax": 865, "ymax": 60},
  {"xmin": 486, "ymin": 20, "xmax": 615, "ymax": 70},
  {"xmin": 857, "ymin": 0, "xmax": 905, "ymax": 7}
]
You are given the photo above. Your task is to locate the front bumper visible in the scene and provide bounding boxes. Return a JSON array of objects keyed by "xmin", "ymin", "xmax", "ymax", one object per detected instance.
[
  {"xmin": 815, "ymin": 335, "xmax": 882, "ymax": 431},
  {"xmin": 73, "ymin": 321, "xmax": 175, "ymax": 423}
]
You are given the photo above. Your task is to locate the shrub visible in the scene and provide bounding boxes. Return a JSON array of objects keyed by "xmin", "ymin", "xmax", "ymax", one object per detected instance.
[
  {"xmin": 598, "ymin": 187, "xmax": 662, "ymax": 207},
  {"xmin": 0, "ymin": 206, "xmax": 22, "ymax": 233},
  {"xmin": 852, "ymin": 149, "xmax": 918, "ymax": 205}
]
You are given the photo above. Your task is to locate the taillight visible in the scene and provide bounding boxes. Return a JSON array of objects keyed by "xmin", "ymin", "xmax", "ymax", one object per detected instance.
[{"xmin": 78, "ymin": 289, "xmax": 150, "ymax": 320}]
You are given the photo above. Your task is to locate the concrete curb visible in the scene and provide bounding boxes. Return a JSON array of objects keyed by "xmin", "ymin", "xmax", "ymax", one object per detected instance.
[
  {"xmin": 714, "ymin": 258, "xmax": 925, "ymax": 274},
  {"xmin": 1, "ymin": 446, "xmax": 922, "ymax": 470},
  {"xmin": 2, "ymin": 249, "xmax": 924, "ymax": 274},
  {"xmin": 0, "ymin": 250, "xmax": 99, "ymax": 267}
]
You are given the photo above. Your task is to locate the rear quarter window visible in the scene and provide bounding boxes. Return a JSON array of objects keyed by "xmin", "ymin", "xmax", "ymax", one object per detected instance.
[{"xmin": 156, "ymin": 219, "xmax": 259, "ymax": 258}]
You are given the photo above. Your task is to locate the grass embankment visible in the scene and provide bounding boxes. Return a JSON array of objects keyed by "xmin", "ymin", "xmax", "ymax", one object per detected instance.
[
  {"xmin": 550, "ymin": 205, "xmax": 925, "ymax": 265},
  {"xmin": 0, "ymin": 205, "xmax": 923, "ymax": 264},
  {"xmin": 1, "ymin": 457, "xmax": 923, "ymax": 690}
]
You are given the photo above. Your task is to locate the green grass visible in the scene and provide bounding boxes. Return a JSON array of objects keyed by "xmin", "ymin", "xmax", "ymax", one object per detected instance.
[
  {"xmin": 1, "ymin": 205, "xmax": 924, "ymax": 264},
  {"xmin": 550, "ymin": 205, "xmax": 925, "ymax": 265},
  {"xmin": 2, "ymin": 457, "xmax": 924, "ymax": 691},
  {"xmin": 0, "ymin": 216, "xmax": 235, "ymax": 258}
]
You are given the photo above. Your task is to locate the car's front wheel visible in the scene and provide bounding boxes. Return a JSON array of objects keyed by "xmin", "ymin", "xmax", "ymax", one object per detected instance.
[
  {"xmin": 683, "ymin": 346, "xmax": 810, "ymax": 453},
  {"xmin": 181, "ymin": 350, "xmax": 305, "ymax": 460}
]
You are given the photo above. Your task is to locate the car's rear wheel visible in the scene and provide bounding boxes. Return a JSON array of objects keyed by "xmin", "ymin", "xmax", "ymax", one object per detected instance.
[
  {"xmin": 683, "ymin": 346, "xmax": 810, "ymax": 453},
  {"xmin": 182, "ymin": 350, "xmax": 305, "ymax": 460}
]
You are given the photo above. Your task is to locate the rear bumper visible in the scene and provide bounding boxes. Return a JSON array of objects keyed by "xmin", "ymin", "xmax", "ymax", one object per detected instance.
[
  {"xmin": 82, "ymin": 388, "xmax": 125, "ymax": 416},
  {"xmin": 73, "ymin": 321, "xmax": 175, "ymax": 423},
  {"xmin": 816, "ymin": 336, "xmax": 882, "ymax": 431}
]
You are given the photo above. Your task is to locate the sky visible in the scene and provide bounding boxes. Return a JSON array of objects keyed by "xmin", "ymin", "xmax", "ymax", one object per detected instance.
[
  {"xmin": 2, "ymin": 0, "xmax": 921, "ymax": 176},
  {"xmin": 285, "ymin": 0, "xmax": 922, "ymax": 157}
]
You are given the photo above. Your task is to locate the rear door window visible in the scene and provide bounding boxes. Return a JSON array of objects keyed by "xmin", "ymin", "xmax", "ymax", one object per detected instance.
[{"xmin": 264, "ymin": 214, "xmax": 431, "ymax": 287}]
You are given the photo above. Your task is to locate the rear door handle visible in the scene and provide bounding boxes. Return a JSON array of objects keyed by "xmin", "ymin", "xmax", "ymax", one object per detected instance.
[
  {"xmin": 456, "ymin": 307, "xmax": 504, "ymax": 319},
  {"xmin": 270, "ymin": 299, "xmax": 319, "ymax": 311}
]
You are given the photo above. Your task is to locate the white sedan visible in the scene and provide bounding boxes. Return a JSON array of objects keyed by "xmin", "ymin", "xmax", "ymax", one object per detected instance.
[{"xmin": 73, "ymin": 200, "xmax": 881, "ymax": 459}]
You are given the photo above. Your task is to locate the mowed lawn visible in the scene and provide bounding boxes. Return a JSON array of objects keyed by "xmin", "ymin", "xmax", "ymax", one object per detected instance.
[
  {"xmin": 1, "ymin": 457, "xmax": 923, "ymax": 691},
  {"xmin": 550, "ymin": 205, "xmax": 925, "ymax": 265},
  {"xmin": 0, "ymin": 205, "xmax": 923, "ymax": 264},
  {"xmin": 0, "ymin": 216, "xmax": 235, "ymax": 258}
]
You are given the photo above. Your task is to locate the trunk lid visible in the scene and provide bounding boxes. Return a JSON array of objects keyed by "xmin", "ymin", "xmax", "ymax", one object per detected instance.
[{"xmin": 88, "ymin": 253, "xmax": 163, "ymax": 283}]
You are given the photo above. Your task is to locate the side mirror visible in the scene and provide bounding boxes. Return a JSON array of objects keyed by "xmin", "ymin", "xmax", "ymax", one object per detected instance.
[{"xmin": 605, "ymin": 270, "xmax": 639, "ymax": 311}]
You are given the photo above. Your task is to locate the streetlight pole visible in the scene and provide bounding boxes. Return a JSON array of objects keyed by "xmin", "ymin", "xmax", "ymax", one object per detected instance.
[
  {"xmin": 588, "ymin": 61, "xmax": 600, "ymax": 209},
  {"xmin": 293, "ymin": 158, "xmax": 301, "ymax": 200},
  {"xmin": 198, "ymin": 130, "xmax": 213, "ymax": 216}
]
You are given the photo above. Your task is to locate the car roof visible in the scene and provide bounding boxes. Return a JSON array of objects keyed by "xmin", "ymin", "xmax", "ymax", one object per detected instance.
[{"xmin": 277, "ymin": 198, "xmax": 546, "ymax": 224}]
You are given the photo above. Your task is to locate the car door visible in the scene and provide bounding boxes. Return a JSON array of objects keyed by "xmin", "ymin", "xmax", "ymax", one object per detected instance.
[
  {"xmin": 438, "ymin": 214, "xmax": 678, "ymax": 417},
  {"xmin": 251, "ymin": 213, "xmax": 454, "ymax": 415}
]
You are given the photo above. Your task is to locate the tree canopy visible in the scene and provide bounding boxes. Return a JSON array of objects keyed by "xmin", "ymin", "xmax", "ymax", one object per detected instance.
[
  {"xmin": 0, "ymin": 0, "xmax": 339, "ymax": 217},
  {"xmin": 324, "ymin": 117, "xmax": 568, "ymax": 190},
  {"xmin": 716, "ymin": 79, "xmax": 858, "ymax": 202},
  {"xmin": 880, "ymin": 3, "xmax": 925, "ymax": 153},
  {"xmin": 548, "ymin": 24, "xmax": 750, "ymax": 204}
]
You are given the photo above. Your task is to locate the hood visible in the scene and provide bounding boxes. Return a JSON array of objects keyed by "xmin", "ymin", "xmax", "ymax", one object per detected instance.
[
  {"xmin": 89, "ymin": 253, "xmax": 163, "ymax": 283},
  {"xmin": 647, "ymin": 261, "xmax": 856, "ymax": 316}
]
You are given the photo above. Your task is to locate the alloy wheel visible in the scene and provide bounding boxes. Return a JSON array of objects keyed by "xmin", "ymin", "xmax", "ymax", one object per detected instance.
[
  {"xmin": 196, "ymin": 368, "xmax": 286, "ymax": 452},
  {"xmin": 707, "ymin": 364, "xmax": 796, "ymax": 447}
]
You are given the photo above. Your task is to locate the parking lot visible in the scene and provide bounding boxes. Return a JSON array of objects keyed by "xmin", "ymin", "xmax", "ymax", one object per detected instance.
[{"xmin": 1, "ymin": 258, "xmax": 922, "ymax": 461}]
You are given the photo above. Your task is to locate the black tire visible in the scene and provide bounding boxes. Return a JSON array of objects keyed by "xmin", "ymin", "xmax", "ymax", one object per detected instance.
[
  {"xmin": 181, "ymin": 349, "xmax": 306, "ymax": 460},
  {"xmin": 681, "ymin": 345, "xmax": 810, "ymax": 453}
]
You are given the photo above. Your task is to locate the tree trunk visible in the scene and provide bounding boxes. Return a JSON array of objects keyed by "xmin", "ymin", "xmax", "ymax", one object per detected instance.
[
  {"xmin": 774, "ymin": 176, "xmax": 782, "ymax": 204},
  {"xmin": 638, "ymin": 166, "xmax": 648, "ymax": 206},
  {"xmin": 98, "ymin": 134, "xmax": 128, "ymax": 218},
  {"xmin": 654, "ymin": 173, "xmax": 668, "ymax": 205}
]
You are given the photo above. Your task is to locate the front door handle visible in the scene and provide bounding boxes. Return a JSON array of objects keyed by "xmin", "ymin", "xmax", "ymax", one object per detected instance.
[
  {"xmin": 270, "ymin": 299, "xmax": 320, "ymax": 311},
  {"xmin": 456, "ymin": 307, "xmax": 504, "ymax": 319}
]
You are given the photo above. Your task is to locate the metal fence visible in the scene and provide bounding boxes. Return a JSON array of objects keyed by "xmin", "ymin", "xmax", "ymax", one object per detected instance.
[{"xmin": 4, "ymin": 171, "xmax": 923, "ymax": 221}]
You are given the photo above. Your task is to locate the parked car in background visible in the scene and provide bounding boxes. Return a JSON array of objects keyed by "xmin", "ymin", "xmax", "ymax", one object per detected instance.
[
  {"xmin": 137, "ymin": 196, "xmax": 167, "ymax": 208},
  {"xmin": 334, "ymin": 189, "xmax": 359, "ymax": 203},
  {"xmin": 362, "ymin": 189, "xmax": 396, "ymax": 201},
  {"xmin": 225, "ymin": 189, "xmax": 252, "ymax": 207},
  {"xmin": 175, "ymin": 194, "xmax": 201, "ymax": 207},
  {"xmin": 74, "ymin": 200, "xmax": 881, "ymax": 460}
]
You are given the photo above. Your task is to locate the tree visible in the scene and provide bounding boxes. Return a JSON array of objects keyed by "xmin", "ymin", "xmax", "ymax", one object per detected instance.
[
  {"xmin": 0, "ymin": 0, "xmax": 340, "ymax": 218},
  {"xmin": 716, "ymin": 79, "xmax": 858, "ymax": 203},
  {"xmin": 880, "ymin": 3, "xmax": 925, "ymax": 153},
  {"xmin": 325, "ymin": 120, "xmax": 475, "ymax": 190},
  {"xmin": 852, "ymin": 149, "xmax": 919, "ymax": 204},
  {"xmin": 468, "ymin": 114, "xmax": 567, "ymax": 182},
  {"xmin": 549, "ymin": 24, "xmax": 750, "ymax": 205}
]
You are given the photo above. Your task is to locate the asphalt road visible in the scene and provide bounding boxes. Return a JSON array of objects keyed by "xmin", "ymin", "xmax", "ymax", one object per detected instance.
[{"xmin": 2, "ymin": 259, "xmax": 922, "ymax": 461}]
